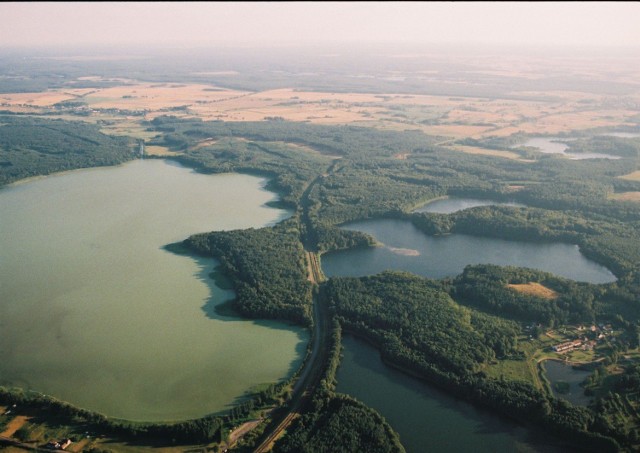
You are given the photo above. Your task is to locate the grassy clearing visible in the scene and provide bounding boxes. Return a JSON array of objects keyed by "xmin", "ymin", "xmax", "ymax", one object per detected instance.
[
  {"xmin": 144, "ymin": 145, "xmax": 179, "ymax": 156},
  {"xmin": 507, "ymin": 282, "xmax": 559, "ymax": 299},
  {"xmin": 485, "ymin": 358, "xmax": 534, "ymax": 383},
  {"xmin": 485, "ymin": 333, "xmax": 564, "ymax": 390},
  {"xmin": 99, "ymin": 120, "xmax": 159, "ymax": 141}
]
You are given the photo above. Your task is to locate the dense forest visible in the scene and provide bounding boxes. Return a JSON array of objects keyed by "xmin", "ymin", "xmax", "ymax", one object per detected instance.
[
  {"xmin": 0, "ymin": 116, "xmax": 136, "ymax": 186},
  {"xmin": 326, "ymin": 271, "xmax": 520, "ymax": 373},
  {"xmin": 272, "ymin": 394, "xmax": 405, "ymax": 453},
  {"xmin": 452, "ymin": 264, "xmax": 607, "ymax": 326}
]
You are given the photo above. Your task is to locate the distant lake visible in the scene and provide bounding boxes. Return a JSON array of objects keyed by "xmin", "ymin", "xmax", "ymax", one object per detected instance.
[
  {"xmin": 602, "ymin": 132, "xmax": 640, "ymax": 138},
  {"xmin": 337, "ymin": 336, "xmax": 574, "ymax": 453},
  {"xmin": 0, "ymin": 159, "xmax": 307, "ymax": 421},
  {"xmin": 519, "ymin": 137, "xmax": 620, "ymax": 160},
  {"xmin": 414, "ymin": 197, "xmax": 525, "ymax": 214},
  {"xmin": 321, "ymin": 219, "xmax": 616, "ymax": 284}
]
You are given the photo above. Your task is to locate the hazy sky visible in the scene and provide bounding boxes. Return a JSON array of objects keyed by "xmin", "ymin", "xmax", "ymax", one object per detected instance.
[{"xmin": 1, "ymin": 2, "xmax": 639, "ymax": 49}]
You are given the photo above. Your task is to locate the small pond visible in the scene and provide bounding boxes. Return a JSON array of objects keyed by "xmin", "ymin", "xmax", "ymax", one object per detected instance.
[{"xmin": 542, "ymin": 360, "xmax": 593, "ymax": 407}]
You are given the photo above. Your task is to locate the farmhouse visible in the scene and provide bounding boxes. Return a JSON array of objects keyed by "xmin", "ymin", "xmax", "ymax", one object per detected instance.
[
  {"xmin": 552, "ymin": 340, "xmax": 583, "ymax": 353},
  {"xmin": 45, "ymin": 438, "xmax": 72, "ymax": 450}
]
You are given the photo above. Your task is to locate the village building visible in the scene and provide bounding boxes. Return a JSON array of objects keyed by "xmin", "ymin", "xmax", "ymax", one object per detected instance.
[{"xmin": 552, "ymin": 339, "xmax": 583, "ymax": 353}]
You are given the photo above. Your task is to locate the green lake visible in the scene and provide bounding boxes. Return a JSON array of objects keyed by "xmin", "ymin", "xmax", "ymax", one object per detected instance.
[
  {"xmin": 0, "ymin": 159, "xmax": 307, "ymax": 421},
  {"xmin": 338, "ymin": 336, "xmax": 576, "ymax": 453},
  {"xmin": 321, "ymin": 218, "xmax": 616, "ymax": 283}
]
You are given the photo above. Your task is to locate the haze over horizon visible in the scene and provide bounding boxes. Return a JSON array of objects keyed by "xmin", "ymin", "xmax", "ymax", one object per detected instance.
[{"xmin": 1, "ymin": 2, "xmax": 639, "ymax": 51}]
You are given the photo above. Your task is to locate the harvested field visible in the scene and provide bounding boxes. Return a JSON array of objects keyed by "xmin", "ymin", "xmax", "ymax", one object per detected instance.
[
  {"xmin": 192, "ymin": 138, "xmax": 218, "ymax": 150},
  {"xmin": 445, "ymin": 145, "xmax": 529, "ymax": 161},
  {"xmin": 507, "ymin": 282, "xmax": 558, "ymax": 300},
  {"xmin": 264, "ymin": 141, "xmax": 339, "ymax": 158},
  {"xmin": 0, "ymin": 91, "xmax": 76, "ymax": 107},
  {"xmin": 82, "ymin": 83, "xmax": 248, "ymax": 110},
  {"xmin": 0, "ymin": 415, "xmax": 30, "ymax": 437},
  {"xmin": 251, "ymin": 88, "xmax": 384, "ymax": 104},
  {"xmin": 67, "ymin": 438, "xmax": 91, "ymax": 452},
  {"xmin": 608, "ymin": 192, "xmax": 640, "ymax": 202},
  {"xmin": 488, "ymin": 109, "xmax": 639, "ymax": 137},
  {"xmin": 618, "ymin": 171, "xmax": 640, "ymax": 181},
  {"xmin": 422, "ymin": 124, "xmax": 494, "ymax": 138},
  {"xmin": 190, "ymin": 88, "xmax": 387, "ymax": 124}
]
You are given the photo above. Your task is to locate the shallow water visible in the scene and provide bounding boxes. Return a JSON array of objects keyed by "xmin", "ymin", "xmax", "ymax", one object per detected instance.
[
  {"xmin": 519, "ymin": 137, "xmax": 620, "ymax": 160},
  {"xmin": 601, "ymin": 132, "xmax": 640, "ymax": 138},
  {"xmin": 414, "ymin": 197, "xmax": 525, "ymax": 214}
]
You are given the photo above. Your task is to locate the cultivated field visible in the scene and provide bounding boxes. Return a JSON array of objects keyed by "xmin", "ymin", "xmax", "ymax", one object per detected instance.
[{"xmin": 2, "ymin": 77, "xmax": 638, "ymax": 145}]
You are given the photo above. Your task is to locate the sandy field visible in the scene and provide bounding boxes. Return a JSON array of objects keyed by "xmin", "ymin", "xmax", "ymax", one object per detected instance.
[
  {"xmin": 618, "ymin": 171, "xmax": 640, "ymax": 181},
  {"xmin": 445, "ymin": 145, "xmax": 530, "ymax": 161},
  {"xmin": 0, "ymin": 91, "xmax": 76, "ymax": 107},
  {"xmin": 82, "ymin": 83, "xmax": 248, "ymax": 110},
  {"xmin": 0, "ymin": 415, "xmax": 30, "ymax": 437},
  {"xmin": 507, "ymin": 282, "xmax": 559, "ymax": 300}
]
